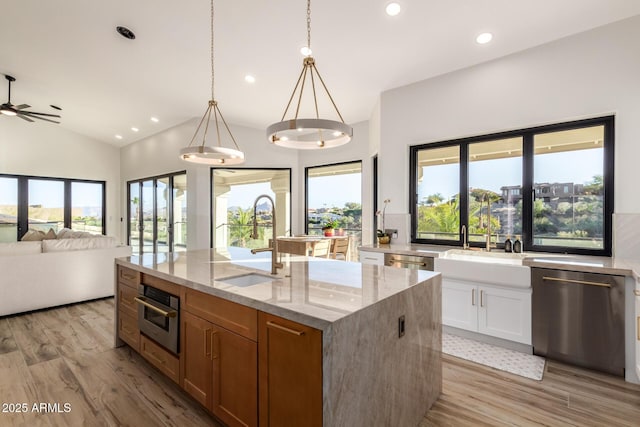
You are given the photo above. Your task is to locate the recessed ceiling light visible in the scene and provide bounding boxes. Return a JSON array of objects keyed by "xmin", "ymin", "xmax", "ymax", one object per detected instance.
[
  {"xmin": 150, "ymin": 117, "xmax": 159, "ymax": 123},
  {"xmin": 476, "ymin": 32, "xmax": 493, "ymax": 44},
  {"xmin": 131, "ymin": 127, "xmax": 139, "ymax": 132},
  {"xmin": 116, "ymin": 26, "xmax": 136, "ymax": 40},
  {"xmin": 115, "ymin": 134, "xmax": 123, "ymax": 140},
  {"xmin": 300, "ymin": 46, "xmax": 312, "ymax": 56},
  {"xmin": 386, "ymin": 2, "xmax": 401, "ymax": 16},
  {"xmin": 244, "ymin": 75, "xmax": 256, "ymax": 84}
]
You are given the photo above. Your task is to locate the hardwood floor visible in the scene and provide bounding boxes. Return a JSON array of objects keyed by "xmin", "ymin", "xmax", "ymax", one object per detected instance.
[{"xmin": 1, "ymin": 298, "xmax": 639, "ymax": 426}]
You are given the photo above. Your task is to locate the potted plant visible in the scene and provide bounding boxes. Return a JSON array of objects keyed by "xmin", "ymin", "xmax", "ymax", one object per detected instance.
[
  {"xmin": 321, "ymin": 219, "xmax": 339, "ymax": 237},
  {"xmin": 376, "ymin": 199, "xmax": 391, "ymax": 244}
]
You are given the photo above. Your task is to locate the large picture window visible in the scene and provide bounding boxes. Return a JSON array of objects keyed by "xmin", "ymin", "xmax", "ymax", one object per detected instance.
[
  {"xmin": 0, "ymin": 174, "xmax": 106, "ymax": 242},
  {"xmin": 410, "ymin": 116, "xmax": 613, "ymax": 256}
]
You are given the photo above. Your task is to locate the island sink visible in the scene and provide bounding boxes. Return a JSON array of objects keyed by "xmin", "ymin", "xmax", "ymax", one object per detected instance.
[{"xmin": 217, "ymin": 272, "xmax": 279, "ymax": 287}]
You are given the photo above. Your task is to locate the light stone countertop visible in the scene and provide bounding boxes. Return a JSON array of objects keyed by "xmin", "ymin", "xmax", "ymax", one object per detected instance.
[
  {"xmin": 115, "ymin": 248, "xmax": 439, "ymax": 331},
  {"xmin": 359, "ymin": 243, "xmax": 640, "ymax": 279}
]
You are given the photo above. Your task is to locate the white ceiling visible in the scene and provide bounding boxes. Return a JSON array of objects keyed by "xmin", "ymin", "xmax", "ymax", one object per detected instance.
[{"xmin": 2, "ymin": 0, "xmax": 639, "ymax": 148}]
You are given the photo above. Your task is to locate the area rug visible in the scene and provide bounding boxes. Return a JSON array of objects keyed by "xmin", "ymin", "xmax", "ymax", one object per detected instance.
[{"xmin": 442, "ymin": 333, "xmax": 545, "ymax": 381}]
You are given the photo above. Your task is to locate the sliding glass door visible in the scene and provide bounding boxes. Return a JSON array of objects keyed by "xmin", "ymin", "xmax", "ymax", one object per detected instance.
[{"xmin": 128, "ymin": 172, "xmax": 187, "ymax": 254}]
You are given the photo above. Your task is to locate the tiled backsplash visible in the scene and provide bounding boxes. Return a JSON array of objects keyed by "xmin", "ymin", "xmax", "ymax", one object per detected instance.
[{"xmin": 613, "ymin": 213, "xmax": 640, "ymax": 259}]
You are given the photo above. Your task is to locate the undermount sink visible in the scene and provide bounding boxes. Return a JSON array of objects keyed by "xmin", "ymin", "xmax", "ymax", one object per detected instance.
[
  {"xmin": 442, "ymin": 249, "xmax": 528, "ymax": 265},
  {"xmin": 217, "ymin": 272, "xmax": 277, "ymax": 288}
]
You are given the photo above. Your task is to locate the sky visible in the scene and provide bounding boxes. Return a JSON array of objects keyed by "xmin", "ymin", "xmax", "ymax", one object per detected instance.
[
  {"xmin": 0, "ymin": 178, "xmax": 102, "ymax": 207},
  {"xmin": 418, "ymin": 148, "xmax": 603, "ymax": 200},
  {"xmin": 225, "ymin": 174, "xmax": 362, "ymax": 209}
]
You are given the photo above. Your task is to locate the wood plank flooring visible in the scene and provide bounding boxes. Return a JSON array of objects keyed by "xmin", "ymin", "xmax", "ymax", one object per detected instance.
[{"xmin": 0, "ymin": 298, "xmax": 639, "ymax": 426}]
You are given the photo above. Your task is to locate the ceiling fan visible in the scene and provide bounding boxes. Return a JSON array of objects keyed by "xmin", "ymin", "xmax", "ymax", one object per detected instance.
[{"xmin": 0, "ymin": 75, "xmax": 61, "ymax": 124}]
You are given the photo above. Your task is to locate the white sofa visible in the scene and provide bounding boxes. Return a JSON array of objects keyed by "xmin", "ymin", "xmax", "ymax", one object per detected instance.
[{"xmin": 0, "ymin": 236, "xmax": 131, "ymax": 316}]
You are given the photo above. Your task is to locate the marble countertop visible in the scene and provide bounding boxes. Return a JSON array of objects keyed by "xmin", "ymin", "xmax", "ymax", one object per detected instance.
[
  {"xmin": 116, "ymin": 248, "xmax": 438, "ymax": 330},
  {"xmin": 359, "ymin": 244, "xmax": 640, "ymax": 279}
]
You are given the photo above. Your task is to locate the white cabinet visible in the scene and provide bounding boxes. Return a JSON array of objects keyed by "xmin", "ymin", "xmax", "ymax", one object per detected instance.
[
  {"xmin": 359, "ymin": 250, "xmax": 384, "ymax": 266},
  {"xmin": 442, "ymin": 278, "xmax": 532, "ymax": 345}
]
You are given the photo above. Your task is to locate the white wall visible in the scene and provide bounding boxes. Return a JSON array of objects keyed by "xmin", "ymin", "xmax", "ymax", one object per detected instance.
[
  {"xmin": 0, "ymin": 118, "xmax": 122, "ymax": 241},
  {"xmin": 120, "ymin": 119, "xmax": 299, "ymax": 249},
  {"xmin": 379, "ymin": 15, "xmax": 640, "ymax": 233}
]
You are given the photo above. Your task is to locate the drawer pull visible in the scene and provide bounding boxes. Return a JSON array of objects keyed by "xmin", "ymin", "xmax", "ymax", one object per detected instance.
[
  {"xmin": 267, "ymin": 321, "xmax": 305, "ymax": 336},
  {"xmin": 471, "ymin": 289, "xmax": 475, "ymax": 306},
  {"xmin": 480, "ymin": 290, "xmax": 484, "ymax": 307},
  {"xmin": 389, "ymin": 258, "xmax": 426, "ymax": 266},
  {"xmin": 134, "ymin": 296, "xmax": 177, "ymax": 318},
  {"xmin": 634, "ymin": 290, "xmax": 640, "ymax": 296},
  {"xmin": 542, "ymin": 276, "xmax": 611, "ymax": 288}
]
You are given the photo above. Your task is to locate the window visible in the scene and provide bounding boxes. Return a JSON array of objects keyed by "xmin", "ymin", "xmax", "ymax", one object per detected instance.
[
  {"xmin": 211, "ymin": 169, "xmax": 291, "ymax": 252},
  {"xmin": 533, "ymin": 125, "xmax": 607, "ymax": 251},
  {"xmin": 128, "ymin": 172, "xmax": 187, "ymax": 254},
  {"xmin": 306, "ymin": 161, "xmax": 362, "ymax": 258},
  {"xmin": 410, "ymin": 116, "xmax": 613, "ymax": 256},
  {"xmin": 71, "ymin": 181, "xmax": 104, "ymax": 234},
  {"xmin": 0, "ymin": 174, "xmax": 105, "ymax": 241},
  {"xmin": 0, "ymin": 177, "xmax": 18, "ymax": 243}
]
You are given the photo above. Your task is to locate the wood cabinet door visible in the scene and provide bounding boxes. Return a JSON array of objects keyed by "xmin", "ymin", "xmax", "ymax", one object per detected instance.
[
  {"xmin": 258, "ymin": 312, "xmax": 322, "ymax": 427},
  {"xmin": 181, "ymin": 311, "xmax": 213, "ymax": 408},
  {"xmin": 211, "ymin": 326, "xmax": 258, "ymax": 427}
]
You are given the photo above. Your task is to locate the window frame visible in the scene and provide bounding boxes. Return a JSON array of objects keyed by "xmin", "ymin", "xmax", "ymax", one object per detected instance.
[
  {"xmin": 0, "ymin": 173, "xmax": 106, "ymax": 241},
  {"xmin": 409, "ymin": 116, "xmax": 614, "ymax": 257},
  {"xmin": 127, "ymin": 170, "xmax": 186, "ymax": 254}
]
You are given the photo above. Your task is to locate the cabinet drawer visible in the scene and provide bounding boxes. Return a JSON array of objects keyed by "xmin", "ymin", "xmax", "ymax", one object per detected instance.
[
  {"xmin": 141, "ymin": 273, "xmax": 181, "ymax": 296},
  {"xmin": 359, "ymin": 251, "xmax": 384, "ymax": 265},
  {"xmin": 140, "ymin": 335, "xmax": 180, "ymax": 384},
  {"xmin": 118, "ymin": 309, "xmax": 140, "ymax": 352},
  {"xmin": 118, "ymin": 266, "xmax": 140, "ymax": 288},
  {"xmin": 183, "ymin": 288, "xmax": 257, "ymax": 341},
  {"xmin": 118, "ymin": 283, "xmax": 138, "ymax": 317}
]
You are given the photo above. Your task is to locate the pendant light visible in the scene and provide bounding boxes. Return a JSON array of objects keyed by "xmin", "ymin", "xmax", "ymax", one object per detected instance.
[
  {"xmin": 180, "ymin": 0, "xmax": 245, "ymax": 165},
  {"xmin": 266, "ymin": 0, "xmax": 353, "ymax": 149}
]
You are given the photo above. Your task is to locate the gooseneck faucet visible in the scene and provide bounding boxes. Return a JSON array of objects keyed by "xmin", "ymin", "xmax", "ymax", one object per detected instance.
[{"xmin": 250, "ymin": 194, "xmax": 283, "ymax": 275}]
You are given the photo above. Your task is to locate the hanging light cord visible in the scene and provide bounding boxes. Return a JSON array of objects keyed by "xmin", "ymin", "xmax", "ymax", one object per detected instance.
[
  {"xmin": 185, "ymin": 0, "xmax": 241, "ymax": 151},
  {"xmin": 278, "ymin": 0, "xmax": 346, "ymax": 125}
]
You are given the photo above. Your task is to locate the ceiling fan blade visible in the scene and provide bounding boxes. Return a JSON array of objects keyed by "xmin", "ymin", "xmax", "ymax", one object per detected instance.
[
  {"xmin": 13, "ymin": 104, "xmax": 30, "ymax": 110},
  {"xmin": 19, "ymin": 111, "xmax": 61, "ymax": 118},
  {"xmin": 17, "ymin": 114, "xmax": 34, "ymax": 122},
  {"xmin": 26, "ymin": 115, "xmax": 60, "ymax": 124}
]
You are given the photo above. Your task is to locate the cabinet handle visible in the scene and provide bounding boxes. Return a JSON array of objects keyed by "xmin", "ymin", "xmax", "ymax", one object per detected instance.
[
  {"xmin": 471, "ymin": 289, "xmax": 475, "ymax": 306},
  {"xmin": 121, "ymin": 272, "xmax": 136, "ymax": 280},
  {"xmin": 637, "ymin": 317, "xmax": 640, "ymax": 341},
  {"xmin": 266, "ymin": 321, "xmax": 305, "ymax": 336},
  {"xmin": 542, "ymin": 276, "xmax": 611, "ymax": 288},
  {"xmin": 211, "ymin": 331, "xmax": 219, "ymax": 360},
  {"xmin": 134, "ymin": 296, "xmax": 178, "ymax": 318},
  {"xmin": 389, "ymin": 258, "xmax": 427, "ymax": 266},
  {"xmin": 480, "ymin": 290, "xmax": 484, "ymax": 307},
  {"xmin": 634, "ymin": 290, "xmax": 640, "ymax": 296},
  {"xmin": 204, "ymin": 328, "xmax": 212, "ymax": 359}
]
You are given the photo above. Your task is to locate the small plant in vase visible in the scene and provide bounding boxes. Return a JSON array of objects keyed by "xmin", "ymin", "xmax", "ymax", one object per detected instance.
[
  {"xmin": 321, "ymin": 219, "xmax": 339, "ymax": 237},
  {"xmin": 376, "ymin": 199, "xmax": 391, "ymax": 244}
]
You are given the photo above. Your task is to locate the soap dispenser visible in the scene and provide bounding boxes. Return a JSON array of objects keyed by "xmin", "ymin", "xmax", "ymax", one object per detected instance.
[
  {"xmin": 504, "ymin": 235, "xmax": 513, "ymax": 253},
  {"xmin": 513, "ymin": 235, "xmax": 522, "ymax": 253}
]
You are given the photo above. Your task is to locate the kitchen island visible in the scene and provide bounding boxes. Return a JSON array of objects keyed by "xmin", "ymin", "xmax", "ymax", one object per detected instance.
[{"xmin": 114, "ymin": 249, "xmax": 442, "ymax": 427}]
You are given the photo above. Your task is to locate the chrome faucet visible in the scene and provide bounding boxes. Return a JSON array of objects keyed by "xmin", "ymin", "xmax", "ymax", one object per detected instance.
[{"xmin": 250, "ymin": 194, "xmax": 283, "ymax": 275}]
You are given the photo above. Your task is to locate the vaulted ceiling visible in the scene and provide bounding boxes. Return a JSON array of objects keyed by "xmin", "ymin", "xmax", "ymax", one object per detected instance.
[{"xmin": 2, "ymin": 0, "xmax": 639, "ymax": 147}]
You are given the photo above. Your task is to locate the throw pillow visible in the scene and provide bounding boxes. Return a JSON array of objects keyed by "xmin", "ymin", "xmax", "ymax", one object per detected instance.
[
  {"xmin": 21, "ymin": 229, "xmax": 45, "ymax": 241},
  {"xmin": 43, "ymin": 228, "xmax": 57, "ymax": 240}
]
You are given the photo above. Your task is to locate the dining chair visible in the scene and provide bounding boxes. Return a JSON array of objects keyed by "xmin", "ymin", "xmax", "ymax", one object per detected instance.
[
  {"xmin": 330, "ymin": 237, "xmax": 350, "ymax": 261},
  {"xmin": 311, "ymin": 239, "xmax": 331, "ymax": 258}
]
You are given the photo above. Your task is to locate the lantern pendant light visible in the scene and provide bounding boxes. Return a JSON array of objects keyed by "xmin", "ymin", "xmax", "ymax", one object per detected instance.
[
  {"xmin": 266, "ymin": 0, "xmax": 353, "ymax": 149},
  {"xmin": 180, "ymin": 0, "xmax": 245, "ymax": 165}
]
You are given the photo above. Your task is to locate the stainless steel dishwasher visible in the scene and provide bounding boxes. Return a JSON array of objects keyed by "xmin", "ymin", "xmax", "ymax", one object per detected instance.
[
  {"xmin": 384, "ymin": 253, "xmax": 434, "ymax": 270},
  {"xmin": 532, "ymin": 267, "xmax": 625, "ymax": 376}
]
